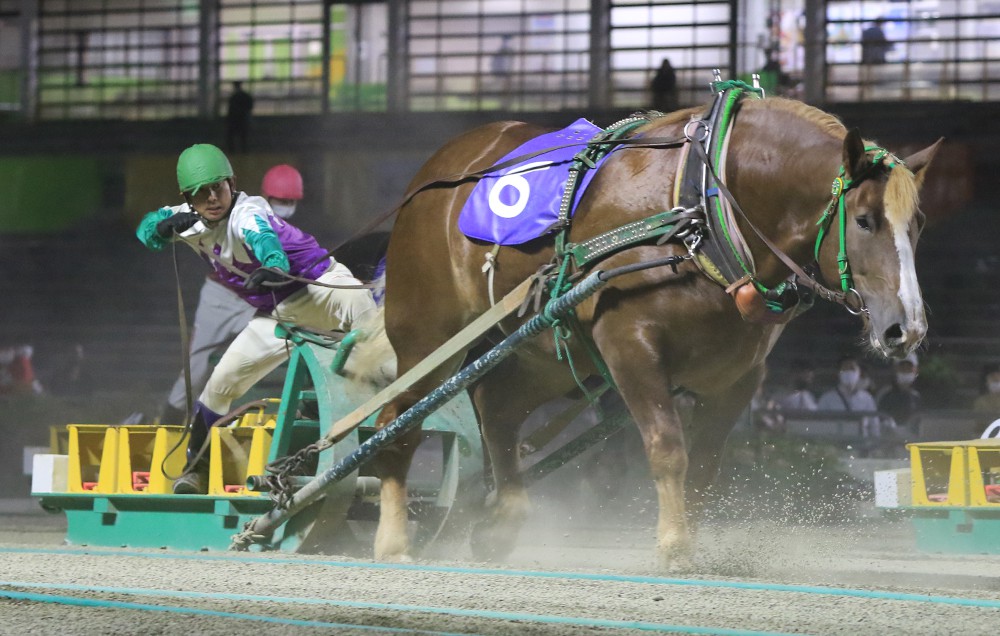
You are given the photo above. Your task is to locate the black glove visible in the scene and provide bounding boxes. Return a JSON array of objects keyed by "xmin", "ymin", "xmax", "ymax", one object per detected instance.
[
  {"xmin": 245, "ymin": 267, "xmax": 289, "ymax": 292},
  {"xmin": 155, "ymin": 212, "xmax": 199, "ymax": 239}
]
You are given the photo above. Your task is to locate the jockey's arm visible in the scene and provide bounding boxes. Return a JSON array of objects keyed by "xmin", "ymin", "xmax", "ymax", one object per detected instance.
[{"xmin": 242, "ymin": 217, "xmax": 290, "ymax": 272}]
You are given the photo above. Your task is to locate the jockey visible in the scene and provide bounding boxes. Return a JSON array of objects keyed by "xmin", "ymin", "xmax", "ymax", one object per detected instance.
[
  {"xmin": 157, "ymin": 163, "xmax": 307, "ymax": 426},
  {"xmin": 137, "ymin": 144, "xmax": 376, "ymax": 494},
  {"xmin": 261, "ymin": 163, "xmax": 304, "ymax": 219}
]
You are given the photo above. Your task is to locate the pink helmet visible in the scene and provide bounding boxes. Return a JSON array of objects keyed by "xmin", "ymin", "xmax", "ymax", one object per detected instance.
[{"xmin": 261, "ymin": 164, "xmax": 304, "ymax": 200}]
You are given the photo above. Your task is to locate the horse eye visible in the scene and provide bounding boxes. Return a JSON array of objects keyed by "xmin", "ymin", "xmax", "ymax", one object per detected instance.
[{"xmin": 856, "ymin": 215, "xmax": 872, "ymax": 232}]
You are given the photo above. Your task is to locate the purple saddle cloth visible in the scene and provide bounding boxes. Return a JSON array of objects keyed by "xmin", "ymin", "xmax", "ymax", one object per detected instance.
[{"xmin": 458, "ymin": 119, "xmax": 612, "ymax": 245}]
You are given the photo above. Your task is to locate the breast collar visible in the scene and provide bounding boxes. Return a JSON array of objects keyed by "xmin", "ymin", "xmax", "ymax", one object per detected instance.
[{"xmin": 673, "ymin": 82, "xmax": 761, "ymax": 290}]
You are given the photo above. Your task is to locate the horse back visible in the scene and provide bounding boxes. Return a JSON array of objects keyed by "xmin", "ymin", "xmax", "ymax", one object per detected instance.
[{"xmin": 386, "ymin": 121, "xmax": 560, "ymax": 325}]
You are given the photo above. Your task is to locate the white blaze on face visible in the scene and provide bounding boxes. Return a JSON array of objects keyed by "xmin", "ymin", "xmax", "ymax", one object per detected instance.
[{"xmin": 886, "ymin": 207, "xmax": 927, "ymax": 333}]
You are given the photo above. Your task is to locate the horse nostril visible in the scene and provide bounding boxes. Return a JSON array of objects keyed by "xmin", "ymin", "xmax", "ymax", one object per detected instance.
[{"xmin": 884, "ymin": 323, "xmax": 904, "ymax": 342}]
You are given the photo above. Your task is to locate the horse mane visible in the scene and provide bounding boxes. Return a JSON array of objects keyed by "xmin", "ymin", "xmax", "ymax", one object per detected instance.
[
  {"xmin": 762, "ymin": 98, "xmax": 920, "ymax": 225},
  {"xmin": 643, "ymin": 98, "xmax": 919, "ymax": 227},
  {"xmin": 884, "ymin": 162, "xmax": 919, "ymax": 228},
  {"xmin": 760, "ymin": 96, "xmax": 847, "ymax": 138}
]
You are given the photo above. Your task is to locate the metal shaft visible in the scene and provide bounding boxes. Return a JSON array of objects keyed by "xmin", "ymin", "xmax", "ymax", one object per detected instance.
[{"xmin": 234, "ymin": 270, "xmax": 609, "ymax": 547}]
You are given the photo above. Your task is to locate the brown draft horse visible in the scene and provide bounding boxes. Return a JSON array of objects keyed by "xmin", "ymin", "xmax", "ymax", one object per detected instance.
[{"xmin": 370, "ymin": 97, "xmax": 941, "ymax": 569}]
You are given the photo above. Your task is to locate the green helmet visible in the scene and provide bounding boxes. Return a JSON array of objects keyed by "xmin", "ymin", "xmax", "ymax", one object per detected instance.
[{"xmin": 176, "ymin": 144, "xmax": 233, "ymax": 195}]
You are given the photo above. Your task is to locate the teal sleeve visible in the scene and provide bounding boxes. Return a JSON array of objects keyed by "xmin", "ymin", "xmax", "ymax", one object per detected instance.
[
  {"xmin": 136, "ymin": 208, "xmax": 176, "ymax": 251},
  {"xmin": 242, "ymin": 216, "xmax": 290, "ymax": 271}
]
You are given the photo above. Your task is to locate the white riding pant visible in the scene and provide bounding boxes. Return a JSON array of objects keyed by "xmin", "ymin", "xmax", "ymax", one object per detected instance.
[
  {"xmin": 167, "ymin": 278, "xmax": 255, "ymax": 411},
  {"xmin": 199, "ymin": 264, "xmax": 376, "ymax": 415}
]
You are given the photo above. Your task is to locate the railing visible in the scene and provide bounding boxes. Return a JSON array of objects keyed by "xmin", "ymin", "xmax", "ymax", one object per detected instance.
[{"xmin": 752, "ymin": 407, "xmax": 992, "ymax": 448}]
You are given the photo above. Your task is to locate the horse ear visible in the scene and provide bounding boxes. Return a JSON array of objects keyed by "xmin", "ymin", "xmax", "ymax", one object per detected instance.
[
  {"xmin": 903, "ymin": 137, "xmax": 944, "ymax": 189},
  {"xmin": 842, "ymin": 128, "xmax": 867, "ymax": 180}
]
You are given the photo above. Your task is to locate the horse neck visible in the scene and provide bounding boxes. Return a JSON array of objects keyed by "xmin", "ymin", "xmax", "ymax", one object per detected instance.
[{"xmin": 725, "ymin": 104, "xmax": 845, "ymax": 287}]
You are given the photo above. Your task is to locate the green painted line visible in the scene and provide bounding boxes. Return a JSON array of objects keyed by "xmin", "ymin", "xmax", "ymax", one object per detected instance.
[
  {"xmin": 0, "ymin": 587, "xmax": 461, "ymax": 634},
  {"xmin": 3, "ymin": 546, "xmax": 1000, "ymax": 610},
  {"xmin": 1, "ymin": 581, "xmax": 793, "ymax": 636}
]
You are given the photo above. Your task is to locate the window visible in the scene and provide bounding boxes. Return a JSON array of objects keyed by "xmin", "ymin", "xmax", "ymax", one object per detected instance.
[
  {"xmin": 218, "ymin": 0, "xmax": 327, "ymax": 116},
  {"xmin": 36, "ymin": 0, "xmax": 200, "ymax": 120},
  {"xmin": 826, "ymin": 0, "xmax": 1000, "ymax": 101},
  {"xmin": 610, "ymin": 0, "xmax": 734, "ymax": 109},
  {"xmin": 0, "ymin": 0, "xmax": 21, "ymax": 113},
  {"xmin": 408, "ymin": 0, "xmax": 591, "ymax": 111}
]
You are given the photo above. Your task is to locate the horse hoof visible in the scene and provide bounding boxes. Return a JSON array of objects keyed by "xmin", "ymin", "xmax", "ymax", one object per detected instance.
[
  {"xmin": 374, "ymin": 549, "xmax": 413, "ymax": 563},
  {"xmin": 469, "ymin": 521, "xmax": 518, "ymax": 562},
  {"xmin": 657, "ymin": 548, "xmax": 694, "ymax": 573}
]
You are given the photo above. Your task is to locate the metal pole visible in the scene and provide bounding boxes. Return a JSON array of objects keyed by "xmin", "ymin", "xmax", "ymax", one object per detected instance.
[
  {"xmin": 232, "ymin": 270, "xmax": 611, "ymax": 549},
  {"xmin": 588, "ymin": 0, "xmax": 610, "ymax": 111},
  {"xmin": 321, "ymin": 0, "xmax": 331, "ymax": 113},
  {"xmin": 198, "ymin": 0, "xmax": 219, "ymax": 119},
  {"xmin": 386, "ymin": 0, "xmax": 409, "ymax": 113},
  {"xmin": 728, "ymin": 0, "xmax": 738, "ymax": 79},
  {"xmin": 802, "ymin": 0, "xmax": 825, "ymax": 104},
  {"xmin": 19, "ymin": 0, "xmax": 38, "ymax": 121},
  {"xmin": 522, "ymin": 411, "xmax": 629, "ymax": 487}
]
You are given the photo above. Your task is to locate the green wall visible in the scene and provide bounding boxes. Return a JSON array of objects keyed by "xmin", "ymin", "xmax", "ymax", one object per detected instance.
[{"xmin": 0, "ymin": 157, "xmax": 102, "ymax": 232}]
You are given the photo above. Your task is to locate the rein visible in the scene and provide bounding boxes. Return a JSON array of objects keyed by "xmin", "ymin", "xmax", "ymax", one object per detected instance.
[
  {"xmin": 231, "ymin": 128, "xmax": 692, "ymax": 294},
  {"xmin": 682, "ymin": 80, "xmax": 903, "ymax": 317}
]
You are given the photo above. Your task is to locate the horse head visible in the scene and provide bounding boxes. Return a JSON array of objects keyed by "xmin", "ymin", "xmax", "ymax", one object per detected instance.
[{"xmin": 829, "ymin": 129, "xmax": 942, "ymax": 358}]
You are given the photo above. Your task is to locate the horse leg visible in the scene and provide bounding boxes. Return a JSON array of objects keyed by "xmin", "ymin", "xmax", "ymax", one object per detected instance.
[
  {"xmin": 592, "ymin": 363, "xmax": 689, "ymax": 569},
  {"xmin": 371, "ymin": 354, "xmax": 466, "ymax": 561},
  {"xmin": 685, "ymin": 365, "xmax": 765, "ymax": 520},
  {"xmin": 468, "ymin": 354, "xmax": 575, "ymax": 561}
]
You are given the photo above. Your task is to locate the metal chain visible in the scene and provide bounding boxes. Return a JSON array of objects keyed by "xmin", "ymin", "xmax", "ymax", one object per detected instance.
[{"xmin": 262, "ymin": 438, "xmax": 334, "ymax": 510}]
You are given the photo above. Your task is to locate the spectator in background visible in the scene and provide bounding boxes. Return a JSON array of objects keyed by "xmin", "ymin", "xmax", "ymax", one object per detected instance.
[
  {"xmin": 972, "ymin": 364, "xmax": 1000, "ymax": 428},
  {"xmin": 751, "ymin": 380, "xmax": 785, "ymax": 435},
  {"xmin": 818, "ymin": 354, "xmax": 888, "ymax": 450},
  {"xmin": 650, "ymin": 58, "xmax": 679, "ymax": 113},
  {"xmin": 0, "ymin": 345, "xmax": 43, "ymax": 395},
  {"xmin": 861, "ymin": 17, "xmax": 892, "ymax": 65},
  {"xmin": 226, "ymin": 81, "xmax": 254, "ymax": 153},
  {"xmin": 159, "ymin": 164, "xmax": 306, "ymax": 426},
  {"xmin": 777, "ymin": 359, "xmax": 818, "ymax": 412},
  {"xmin": 877, "ymin": 353, "xmax": 921, "ymax": 433},
  {"xmin": 491, "ymin": 35, "xmax": 515, "ymax": 108},
  {"xmin": 860, "ymin": 17, "xmax": 892, "ymax": 100}
]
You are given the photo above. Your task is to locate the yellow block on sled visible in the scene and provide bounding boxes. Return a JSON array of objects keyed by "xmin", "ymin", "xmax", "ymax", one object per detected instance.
[
  {"xmin": 965, "ymin": 439, "xmax": 1000, "ymax": 507},
  {"xmin": 67, "ymin": 425, "xmax": 118, "ymax": 494},
  {"xmin": 113, "ymin": 426, "xmax": 188, "ymax": 494},
  {"xmin": 908, "ymin": 442, "xmax": 968, "ymax": 506},
  {"xmin": 208, "ymin": 426, "xmax": 273, "ymax": 496}
]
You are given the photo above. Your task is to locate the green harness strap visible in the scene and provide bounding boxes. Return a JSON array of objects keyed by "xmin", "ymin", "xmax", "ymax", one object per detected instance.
[
  {"xmin": 707, "ymin": 81, "xmax": 761, "ymax": 283},
  {"xmin": 546, "ymin": 115, "xmax": 658, "ymax": 397},
  {"xmin": 814, "ymin": 145, "xmax": 901, "ymax": 294}
]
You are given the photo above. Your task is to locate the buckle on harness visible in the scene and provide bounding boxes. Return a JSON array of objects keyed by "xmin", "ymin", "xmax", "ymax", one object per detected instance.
[{"xmin": 684, "ymin": 118, "xmax": 710, "ymax": 143}]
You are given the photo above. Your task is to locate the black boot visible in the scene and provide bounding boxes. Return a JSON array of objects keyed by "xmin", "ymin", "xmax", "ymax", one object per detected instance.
[
  {"xmin": 172, "ymin": 458, "xmax": 209, "ymax": 495},
  {"xmin": 172, "ymin": 402, "xmax": 222, "ymax": 495}
]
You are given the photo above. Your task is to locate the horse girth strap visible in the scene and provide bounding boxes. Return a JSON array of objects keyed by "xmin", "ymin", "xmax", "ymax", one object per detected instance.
[{"xmin": 565, "ymin": 208, "xmax": 703, "ymax": 270}]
